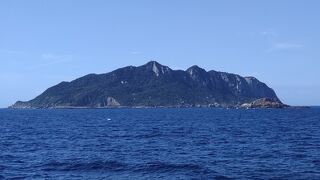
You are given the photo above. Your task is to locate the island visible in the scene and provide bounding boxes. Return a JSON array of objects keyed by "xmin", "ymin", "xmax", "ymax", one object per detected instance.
[{"xmin": 10, "ymin": 61, "xmax": 288, "ymax": 109}]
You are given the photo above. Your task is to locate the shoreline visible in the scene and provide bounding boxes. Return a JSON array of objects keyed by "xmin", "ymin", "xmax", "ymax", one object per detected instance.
[{"xmin": 6, "ymin": 105, "xmax": 312, "ymax": 110}]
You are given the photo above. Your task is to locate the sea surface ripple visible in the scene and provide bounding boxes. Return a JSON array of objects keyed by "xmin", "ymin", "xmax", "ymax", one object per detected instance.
[{"xmin": 0, "ymin": 108, "xmax": 320, "ymax": 179}]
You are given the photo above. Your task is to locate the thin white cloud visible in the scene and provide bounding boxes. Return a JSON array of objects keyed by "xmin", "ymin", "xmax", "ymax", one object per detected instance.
[
  {"xmin": 260, "ymin": 29, "xmax": 278, "ymax": 38},
  {"xmin": 30, "ymin": 53, "xmax": 74, "ymax": 69},
  {"xmin": 266, "ymin": 42, "xmax": 304, "ymax": 52},
  {"xmin": 41, "ymin": 53, "xmax": 57, "ymax": 59},
  {"xmin": 260, "ymin": 29, "xmax": 304, "ymax": 52}
]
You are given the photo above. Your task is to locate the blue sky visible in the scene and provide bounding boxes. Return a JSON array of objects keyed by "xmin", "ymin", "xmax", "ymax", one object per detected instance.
[{"xmin": 0, "ymin": 0, "xmax": 319, "ymax": 107}]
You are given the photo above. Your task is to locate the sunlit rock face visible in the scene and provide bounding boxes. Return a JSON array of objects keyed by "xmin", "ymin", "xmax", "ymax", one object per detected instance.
[
  {"xmin": 10, "ymin": 61, "xmax": 282, "ymax": 108},
  {"xmin": 241, "ymin": 98, "xmax": 289, "ymax": 108}
]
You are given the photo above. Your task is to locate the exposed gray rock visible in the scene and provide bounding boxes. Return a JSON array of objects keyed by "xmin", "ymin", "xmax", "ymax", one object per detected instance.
[
  {"xmin": 241, "ymin": 98, "xmax": 289, "ymax": 109},
  {"xmin": 107, "ymin": 97, "xmax": 120, "ymax": 107}
]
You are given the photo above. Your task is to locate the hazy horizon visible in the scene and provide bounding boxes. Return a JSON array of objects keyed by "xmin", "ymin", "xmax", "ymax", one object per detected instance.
[{"xmin": 1, "ymin": 0, "xmax": 320, "ymax": 107}]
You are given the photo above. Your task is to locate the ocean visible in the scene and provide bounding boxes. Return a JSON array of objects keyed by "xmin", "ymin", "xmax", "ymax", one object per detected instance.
[{"xmin": 0, "ymin": 108, "xmax": 319, "ymax": 179}]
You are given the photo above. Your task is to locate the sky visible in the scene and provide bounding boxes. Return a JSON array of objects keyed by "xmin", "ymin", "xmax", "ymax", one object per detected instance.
[{"xmin": 0, "ymin": 0, "xmax": 319, "ymax": 107}]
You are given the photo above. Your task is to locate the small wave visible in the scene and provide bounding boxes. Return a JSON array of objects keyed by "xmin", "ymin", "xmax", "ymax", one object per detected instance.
[
  {"xmin": 0, "ymin": 164, "xmax": 7, "ymax": 171},
  {"xmin": 214, "ymin": 175, "xmax": 234, "ymax": 180},
  {"xmin": 134, "ymin": 161, "xmax": 203, "ymax": 173},
  {"xmin": 134, "ymin": 130, "xmax": 162, "ymax": 138},
  {"xmin": 134, "ymin": 132, "xmax": 162, "ymax": 138},
  {"xmin": 42, "ymin": 160, "xmax": 209, "ymax": 175},
  {"xmin": 1, "ymin": 154, "xmax": 17, "ymax": 159},
  {"xmin": 2, "ymin": 175, "xmax": 27, "ymax": 180},
  {"xmin": 42, "ymin": 160, "xmax": 128, "ymax": 172}
]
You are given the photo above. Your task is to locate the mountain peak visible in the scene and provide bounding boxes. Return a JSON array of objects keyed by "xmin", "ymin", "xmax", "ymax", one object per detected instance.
[
  {"xmin": 187, "ymin": 65, "xmax": 206, "ymax": 71},
  {"xmin": 186, "ymin": 65, "xmax": 207, "ymax": 76},
  {"xmin": 143, "ymin": 61, "xmax": 171, "ymax": 77},
  {"xmin": 244, "ymin": 76, "xmax": 258, "ymax": 84},
  {"xmin": 145, "ymin": 60, "xmax": 161, "ymax": 66}
]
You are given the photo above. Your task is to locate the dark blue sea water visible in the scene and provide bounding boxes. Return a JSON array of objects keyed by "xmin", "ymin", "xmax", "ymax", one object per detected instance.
[{"xmin": 0, "ymin": 108, "xmax": 320, "ymax": 179}]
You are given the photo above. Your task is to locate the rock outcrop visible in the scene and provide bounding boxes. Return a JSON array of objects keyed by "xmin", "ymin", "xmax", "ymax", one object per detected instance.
[{"xmin": 240, "ymin": 98, "xmax": 289, "ymax": 109}]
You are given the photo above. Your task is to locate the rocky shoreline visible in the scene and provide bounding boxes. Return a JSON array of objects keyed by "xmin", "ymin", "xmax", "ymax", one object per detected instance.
[
  {"xmin": 10, "ymin": 98, "xmax": 291, "ymax": 109},
  {"xmin": 240, "ymin": 98, "xmax": 289, "ymax": 109}
]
